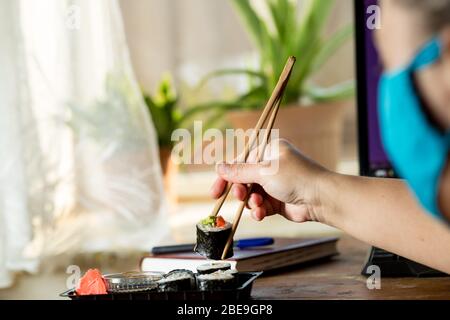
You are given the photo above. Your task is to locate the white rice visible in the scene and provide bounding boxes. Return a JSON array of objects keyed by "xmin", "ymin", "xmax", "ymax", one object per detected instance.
[
  {"xmin": 197, "ymin": 271, "xmax": 234, "ymax": 281},
  {"xmin": 197, "ymin": 222, "xmax": 232, "ymax": 232}
]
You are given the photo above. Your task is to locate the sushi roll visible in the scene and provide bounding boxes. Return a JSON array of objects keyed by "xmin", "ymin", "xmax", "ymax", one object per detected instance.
[
  {"xmin": 223, "ymin": 269, "xmax": 239, "ymax": 286},
  {"xmin": 157, "ymin": 269, "xmax": 195, "ymax": 292},
  {"xmin": 165, "ymin": 269, "xmax": 196, "ymax": 287},
  {"xmin": 223, "ymin": 268, "xmax": 238, "ymax": 276},
  {"xmin": 196, "ymin": 271, "xmax": 235, "ymax": 291},
  {"xmin": 196, "ymin": 262, "xmax": 231, "ymax": 275},
  {"xmin": 195, "ymin": 215, "xmax": 234, "ymax": 260}
]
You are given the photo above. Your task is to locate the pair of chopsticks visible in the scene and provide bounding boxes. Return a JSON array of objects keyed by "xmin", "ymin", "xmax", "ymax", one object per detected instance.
[{"xmin": 210, "ymin": 56, "xmax": 297, "ymax": 260}]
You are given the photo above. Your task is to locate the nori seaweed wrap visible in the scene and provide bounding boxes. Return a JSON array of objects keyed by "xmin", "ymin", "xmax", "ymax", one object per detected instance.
[
  {"xmin": 165, "ymin": 269, "xmax": 195, "ymax": 279},
  {"xmin": 196, "ymin": 271, "xmax": 235, "ymax": 291},
  {"xmin": 195, "ymin": 216, "xmax": 234, "ymax": 260},
  {"xmin": 157, "ymin": 269, "xmax": 195, "ymax": 292}
]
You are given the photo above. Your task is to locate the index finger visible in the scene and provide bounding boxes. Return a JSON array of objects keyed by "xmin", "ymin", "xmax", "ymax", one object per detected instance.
[{"xmin": 210, "ymin": 177, "xmax": 228, "ymax": 199}]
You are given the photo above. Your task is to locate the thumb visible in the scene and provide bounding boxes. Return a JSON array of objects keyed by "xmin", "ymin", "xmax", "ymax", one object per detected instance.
[{"xmin": 216, "ymin": 162, "xmax": 263, "ymax": 185}]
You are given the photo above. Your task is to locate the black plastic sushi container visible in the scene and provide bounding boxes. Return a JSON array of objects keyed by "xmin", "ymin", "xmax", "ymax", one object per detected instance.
[{"xmin": 60, "ymin": 272, "xmax": 262, "ymax": 301}]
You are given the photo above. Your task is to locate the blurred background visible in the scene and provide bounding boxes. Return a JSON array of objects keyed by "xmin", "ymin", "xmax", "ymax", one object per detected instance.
[{"xmin": 0, "ymin": 0, "xmax": 356, "ymax": 298}]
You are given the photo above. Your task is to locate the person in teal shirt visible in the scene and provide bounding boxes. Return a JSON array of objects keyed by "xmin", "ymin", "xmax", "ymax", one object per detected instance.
[{"xmin": 211, "ymin": 0, "xmax": 450, "ymax": 274}]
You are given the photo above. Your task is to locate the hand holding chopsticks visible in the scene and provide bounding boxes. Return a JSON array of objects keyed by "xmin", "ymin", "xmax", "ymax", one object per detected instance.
[{"xmin": 210, "ymin": 56, "xmax": 297, "ymax": 260}]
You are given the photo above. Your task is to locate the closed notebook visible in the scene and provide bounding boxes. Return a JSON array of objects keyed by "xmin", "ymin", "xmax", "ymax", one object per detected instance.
[{"xmin": 140, "ymin": 237, "xmax": 339, "ymax": 273}]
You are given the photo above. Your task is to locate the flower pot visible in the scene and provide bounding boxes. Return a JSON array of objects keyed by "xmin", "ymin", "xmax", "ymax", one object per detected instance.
[
  {"xmin": 159, "ymin": 147, "xmax": 179, "ymax": 203},
  {"xmin": 227, "ymin": 102, "xmax": 349, "ymax": 170}
]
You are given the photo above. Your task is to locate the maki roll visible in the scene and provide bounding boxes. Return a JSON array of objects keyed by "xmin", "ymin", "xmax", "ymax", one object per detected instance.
[
  {"xmin": 196, "ymin": 271, "xmax": 236, "ymax": 291},
  {"xmin": 195, "ymin": 215, "xmax": 233, "ymax": 260},
  {"xmin": 165, "ymin": 269, "xmax": 196, "ymax": 286},
  {"xmin": 223, "ymin": 268, "xmax": 238, "ymax": 276},
  {"xmin": 157, "ymin": 269, "xmax": 195, "ymax": 292},
  {"xmin": 223, "ymin": 269, "xmax": 239, "ymax": 286},
  {"xmin": 196, "ymin": 262, "xmax": 231, "ymax": 275}
]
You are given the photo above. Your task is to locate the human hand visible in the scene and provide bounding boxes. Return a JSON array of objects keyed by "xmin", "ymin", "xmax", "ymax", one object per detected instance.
[{"xmin": 210, "ymin": 139, "xmax": 333, "ymax": 223}]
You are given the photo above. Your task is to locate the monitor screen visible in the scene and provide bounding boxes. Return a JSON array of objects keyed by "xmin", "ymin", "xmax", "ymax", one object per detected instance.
[{"xmin": 357, "ymin": 0, "xmax": 395, "ymax": 178}]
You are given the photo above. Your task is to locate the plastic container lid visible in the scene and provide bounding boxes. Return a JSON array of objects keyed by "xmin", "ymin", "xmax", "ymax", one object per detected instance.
[{"xmin": 103, "ymin": 271, "xmax": 164, "ymax": 293}]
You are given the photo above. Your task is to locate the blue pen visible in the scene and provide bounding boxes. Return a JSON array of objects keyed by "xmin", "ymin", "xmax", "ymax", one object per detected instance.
[
  {"xmin": 234, "ymin": 237, "xmax": 274, "ymax": 249},
  {"xmin": 151, "ymin": 237, "xmax": 274, "ymax": 255}
]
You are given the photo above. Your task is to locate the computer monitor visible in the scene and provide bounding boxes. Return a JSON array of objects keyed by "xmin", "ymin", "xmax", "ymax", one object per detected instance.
[
  {"xmin": 355, "ymin": 0, "xmax": 395, "ymax": 179},
  {"xmin": 354, "ymin": 0, "xmax": 447, "ymax": 277}
]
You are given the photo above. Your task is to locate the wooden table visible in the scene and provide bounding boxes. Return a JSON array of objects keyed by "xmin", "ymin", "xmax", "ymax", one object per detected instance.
[{"xmin": 252, "ymin": 236, "xmax": 450, "ymax": 300}]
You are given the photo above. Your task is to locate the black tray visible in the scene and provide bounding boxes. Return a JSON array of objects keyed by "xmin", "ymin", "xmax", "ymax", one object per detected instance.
[{"xmin": 60, "ymin": 272, "xmax": 262, "ymax": 301}]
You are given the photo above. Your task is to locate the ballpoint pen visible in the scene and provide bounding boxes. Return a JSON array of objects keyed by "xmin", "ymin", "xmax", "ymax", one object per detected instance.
[{"xmin": 151, "ymin": 237, "xmax": 274, "ymax": 255}]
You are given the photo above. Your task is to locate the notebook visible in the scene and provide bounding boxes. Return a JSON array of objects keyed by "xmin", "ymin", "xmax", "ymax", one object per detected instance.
[{"xmin": 141, "ymin": 237, "xmax": 339, "ymax": 273}]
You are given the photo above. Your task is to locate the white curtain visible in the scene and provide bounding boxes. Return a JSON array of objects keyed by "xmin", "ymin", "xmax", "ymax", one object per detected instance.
[{"xmin": 0, "ymin": 0, "xmax": 167, "ymax": 288}]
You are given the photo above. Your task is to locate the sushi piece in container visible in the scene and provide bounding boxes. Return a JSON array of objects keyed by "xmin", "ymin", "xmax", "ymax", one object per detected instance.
[
  {"xmin": 157, "ymin": 269, "xmax": 196, "ymax": 292},
  {"xmin": 223, "ymin": 268, "xmax": 238, "ymax": 276},
  {"xmin": 196, "ymin": 270, "xmax": 236, "ymax": 291},
  {"xmin": 165, "ymin": 269, "xmax": 195, "ymax": 278},
  {"xmin": 61, "ymin": 271, "xmax": 263, "ymax": 300},
  {"xmin": 195, "ymin": 215, "xmax": 233, "ymax": 260},
  {"xmin": 196, "ymin": 262, "xmax": 231, "ymax": 275}
]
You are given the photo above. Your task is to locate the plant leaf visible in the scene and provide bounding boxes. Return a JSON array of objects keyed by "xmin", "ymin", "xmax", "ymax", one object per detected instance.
[
  {"xmin": 289, "ymin": 37, "xmax": 322, "ymax": 101},
  {"xmin": 259, "ymin": 24, "xmax": 283, "ymax": 88},
  {"xmin": 179, "ymin": 101, "xmax": 239, "ymax": 126},
  {"xmin": 196, "ymin": 68, "xmax": 267, "ymax": 90},
  {"xmin": 304, "ymin": 80, "xmax": 355, "ymax": 103},
  {"xmin": 236, "ymin": 85, "xmax": 268, "ymax": 110},
  {"xmin": 296, "ymin": 0, "xmax": 335, "ymax": 52},
  {"xmin": 202, "ymin": 109, "xmax": 228, "ymax": 130},
  {"xmin": 230, "ymin": 0, "xmax": 266, "ymax": 53},
  {"xmin": 267, "ymin": 0, "xmax": 292, "ymax": 43},
  {"xmin": 181, "ymin": 85, "xmax": 268, "ymax": 126},
  {"xmin": 310, "ymin": 24, "xmax": 354, "ymax": 74},
  {"xmin": 289, "ymin": 0, "xmax": 336, "ymax": 96}
]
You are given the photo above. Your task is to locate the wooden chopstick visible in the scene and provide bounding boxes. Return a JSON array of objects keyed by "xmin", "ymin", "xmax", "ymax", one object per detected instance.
[
  {"xmin": 220, "ymin": 99, "xmax": 283, "ymax": 259},
  {"xmin": 210, "ymin": 56, "xmax": 296, "ymax": 218},
  {"xmin": 219, "ymin": 57, "xmax": 296, "ymax": 260}
]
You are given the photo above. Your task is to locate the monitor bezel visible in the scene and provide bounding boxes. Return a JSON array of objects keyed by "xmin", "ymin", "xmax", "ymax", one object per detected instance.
[{"xmin": 354, "ymin": 0, "xmax": 371, "ymax": 177}]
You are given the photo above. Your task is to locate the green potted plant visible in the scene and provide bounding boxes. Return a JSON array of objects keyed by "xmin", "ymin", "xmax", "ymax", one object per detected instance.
[
  {"xmin": 192, "ymin": 0, "xmax": 354, "ymax": 169},
  {"xmin": 143, "ymin": 74, "xmax": 182, "ymax": 197}
]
